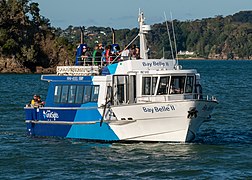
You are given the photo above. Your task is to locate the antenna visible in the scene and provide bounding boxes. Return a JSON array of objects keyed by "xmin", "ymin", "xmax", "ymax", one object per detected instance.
[
  {"xmin": 164, "ymin": 12, "xmax": 174, "ymax": 59},
  {"xmin": 170, "ymin": 12, "xmax": 178, "ymax": 64}
]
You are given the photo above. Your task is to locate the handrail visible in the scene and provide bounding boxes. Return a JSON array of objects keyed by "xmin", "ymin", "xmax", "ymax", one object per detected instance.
[
  {"xmin": 57, "ymin": 66, "xmax": 100, "ymax": 76},
  {"xmin": 135, "ymin": 93, "xmax": 218, "ymax": 103},
  {"xmin": 77, "ymin": 54, "xmax": 140, "ymax": 66},
  {"xmin": 76, "ymin": 55, "xmax": 132, "ymax": 67}
]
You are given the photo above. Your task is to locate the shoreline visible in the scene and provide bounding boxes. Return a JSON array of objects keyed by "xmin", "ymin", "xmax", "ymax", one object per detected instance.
[
  {"xmin": 1, "ymin": 58, "xmax": 252, "ymax": 74},
  {"xmin": 177, "ymin": 58, "xmax": 252, "ymax": 60}
]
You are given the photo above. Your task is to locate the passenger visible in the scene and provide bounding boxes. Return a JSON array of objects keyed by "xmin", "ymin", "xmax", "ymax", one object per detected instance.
[
  {"xmin": 98, "ymin": 43, "xmax": 104, "ymax": 51},
  {"xmin": 36, "ymin": 96, "xmax": 45, "ymax": 107},
  {"xmin": 129, "ymin": 44, "xmax": 137, "ymax": 60},
  {"xmin": 86, "ymin": 47, "xmax": 92, "ymax": 64},
  {"xmin": 92, "ymin": 45, "xmax": 98, "ymax": 66},
  {"xmin": 81, "ymin": 46, "xmax": 91, "ymax": 65},
  {"xmin": 97, "ymin": 43, "xmax": 104, "ymax": 65},
  {"xmin": 135, "ymin": 46, "xmax": 140, "ymax": 59},
  {"xmin": 82, "ymin": 45, "xmax": 87, "ymax": 53},
  {"xmin": 170, "ymin": 84, "xmax": 181, "ymax": 94},
  {"xmin": 121, "ymin": 45, "xmax": 130, "ymax": 60},
  {"xmin": 30, "ymin": 94, "xmax": 38, "ymax": 106},
  {"xmin": 92, "ymin": 44, "xmax": 103, "ymax": 66},
  {"xmin": 105, "ymin": 45, "xmax": 112, "ymax": 64}
]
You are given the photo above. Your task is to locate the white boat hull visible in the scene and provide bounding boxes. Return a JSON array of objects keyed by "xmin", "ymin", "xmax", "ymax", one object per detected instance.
[{"xmin": 108, "ymin": 100, "xmax": 217, "ymax": 142}]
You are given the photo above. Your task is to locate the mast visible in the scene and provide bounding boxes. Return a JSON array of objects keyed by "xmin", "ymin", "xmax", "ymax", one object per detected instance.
[
  {"xmin": 80, "ymin": 26, "xmax": 85, "ymax": 44},
  {"xmin": 111, "ymin": 28, "xmax": 115, "ymax": 44},
  {"xmin": 138, "ymin": 11, "xmax": 151, "ymax": 59}
]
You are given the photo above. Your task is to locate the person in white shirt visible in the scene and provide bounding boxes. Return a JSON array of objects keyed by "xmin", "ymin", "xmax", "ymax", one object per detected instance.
[{"xmin": 121, "ymin": 45, "xmax": 130, "ymax": 60}]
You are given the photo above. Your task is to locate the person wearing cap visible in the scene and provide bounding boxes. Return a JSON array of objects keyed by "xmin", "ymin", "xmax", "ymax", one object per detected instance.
[
  {"xmin": 81, "ymin": 46, "xmax": 91, "ymax": 65},
  {"xmin": 30, "ymin": 95, "xmax": 38, "ymax": 106}
]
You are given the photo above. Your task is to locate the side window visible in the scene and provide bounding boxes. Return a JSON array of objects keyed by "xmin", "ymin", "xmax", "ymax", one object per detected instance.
[
  {"xmin": 157, "ymin": 76, "xmax": 169, "ymax": 95},
  {"xmin": 142, "ymin": 77, "xmax": 157, "ymax": 95},
  {"xmin": 170, "ymin": 76, "xmax": 186, "ymax": 94},
  {"xmin": 68, "ymin": 85, "xmax": 76, "ymax": 103},
  {"xmin": 83, "ymin": 85, "xmax": 92, "ymax": 103},
  {"xmin": 54, "ymin": 85, "xmax": 62, "ymax": 103},
  {"xmin": 185, "ymin": 76, "xmax": 194, "ymax": 93},
  {"xmin": 91, "ymin": 86, "xmax": 100, "ymax": 102},
  {"xmin": 60, "ymin": 85, "xmax": 69, "ymax": 103},
  {"xmin": 75, "ymin": 86, "xmax": 84, "ymax": 104},
  {"xmin": 54, "ymin": 85, "xmax": 100, "ymax": 104},
  {"xmin": 142, "ymin": 77, "xmax": 151, "ymax": 95}
]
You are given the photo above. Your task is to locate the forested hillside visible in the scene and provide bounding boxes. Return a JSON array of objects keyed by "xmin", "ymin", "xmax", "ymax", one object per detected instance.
[
  {"xmin": 1, "ymin": 0, "xmax": 252, "ymax": 73},
  {"xmin": 0, "ymin": 0, "xmax": 75, "ymax": 73}
]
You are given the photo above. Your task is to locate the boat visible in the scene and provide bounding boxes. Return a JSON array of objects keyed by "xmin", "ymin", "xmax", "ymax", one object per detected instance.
[{"xmin": 24, "ymin": 11, "xmax": 218, "ymax": 142}]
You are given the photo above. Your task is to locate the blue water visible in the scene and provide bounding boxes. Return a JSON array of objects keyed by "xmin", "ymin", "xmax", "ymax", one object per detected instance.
[{"xmin": 0, "ymin": 60, "xmax": 251, "ymax": 179}]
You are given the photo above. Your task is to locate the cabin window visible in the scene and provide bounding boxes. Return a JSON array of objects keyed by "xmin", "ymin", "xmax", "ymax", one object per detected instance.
[
  {"xmin": 185, "ymin": 76, "xmax": 194, "ymax": 93},
  {"xmin": 113, "ymin": 75, "xmax": 129, "ymax": 105},
  {"xmin": 54, "ymin": 85, "xmax": 100, "ymax": 104},
  {"xmin": 75, "ymin": 86, "xmax": 84, "ymax": 104},
  {"xmin": 60, "ymin": 85, "xmax": 69, "ymax": 103},
  {"xmin": 142, "ymin": 77, "xmax": 151, "ymax": 95},
  {"xmin": 54, "ymin": 85, "xmax": 62, "ymax": 103},
  {"xmin": 170, "ymin": 76, "xmax": 186, "ymax": 94},
  {"xmin": 68, "ymin": 85, "xmax": 77, "ymax": 103},
  {"xmin": 157, "ymin": 76, "xmax": 169, "ymax": 95},
  {"xmin": 83, "ymin": 85, "xmax": 92, "ymax": 103},
  {"xmin": 142, "ymin": 77, "xmax": 157, "ymax": 95},
  {"xmin": 91, "ymin": 86, "xmax": 99, "ymax": 102}
]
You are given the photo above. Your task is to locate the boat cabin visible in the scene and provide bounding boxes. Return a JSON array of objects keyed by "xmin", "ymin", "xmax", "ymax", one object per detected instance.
[{"xmin": 41, "ymin": 59, "xmax": 200, "ymax": 108}]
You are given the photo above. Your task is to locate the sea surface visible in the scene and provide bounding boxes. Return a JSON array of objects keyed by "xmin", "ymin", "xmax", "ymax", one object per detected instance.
[{"xmin": 0, "ymin": 60, "xmax": 251, "ymax": 179}]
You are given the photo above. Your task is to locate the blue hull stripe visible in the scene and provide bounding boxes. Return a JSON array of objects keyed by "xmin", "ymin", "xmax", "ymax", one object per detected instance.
[
  {"xmin": 25, "ymin": 103, "xmax": 119, "ymax": 141},
  {"xmin": 66, "ymin": 123, "xmax": 119, "ymax": 140},
  {"xmin": 66, "ymin": 103, "xmax": 119, "ymax": 140}
]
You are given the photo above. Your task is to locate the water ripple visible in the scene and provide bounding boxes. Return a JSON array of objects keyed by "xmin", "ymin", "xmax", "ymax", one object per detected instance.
[{"xmin": 1, "ymin": 61, "xmax": 252, "ymax": 179}]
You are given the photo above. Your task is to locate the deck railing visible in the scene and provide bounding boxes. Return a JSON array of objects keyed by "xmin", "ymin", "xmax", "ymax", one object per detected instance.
[
  {"xmin": 58, "ymin": 55, "xmax": 133, "ymax": 76},
  {"xmin": 57, "ymin": 66, "xmax": 100, "ymax": 76},
  {"xmin": 76, "ymin": 55, "xmax": 131, "ymax": 67},
  {"xmin": 136, "ymin": 93, "xmax": 217, "ymax": 103}
]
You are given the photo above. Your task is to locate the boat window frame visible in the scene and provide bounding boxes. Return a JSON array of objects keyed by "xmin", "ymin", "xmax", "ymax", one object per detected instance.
[
  {"xmin": 90, "ymin": 85, "xmax": 100, "ymax": 102},
  {"xmin": 54, "ymin": 85, "xmax": 62, "ymax": 103},
  {"xmin": 75, "ymin": 85, "xmax": 85, "ymax": 104},
  {"xmin": 157, "ymin": 76, "xmax": 170, "ymax": 95},
  {"xmin": 142, "ymin": 76, "xmax": 158, "ymax": 96},
  {"xmin": 53, "ymin": 84, "xmax": 100, "ymax": 104},
  {"xmin": 185, "ymin": 75, "xmax": 195, "ymax": 93},
  {"xmin": 67, "ymin": 85, "xmax": 77, "ymax": 103},
  {"xmin": 169, "ymin": 76, "xmax": 186, "ymax": 94},
  {"xmin": 60, "ymin": 85, "xmax": 69, "ymax": 103},
  {"xmin": 112, "ymin": 75, "xmax": 129, "ymax": 105}
]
